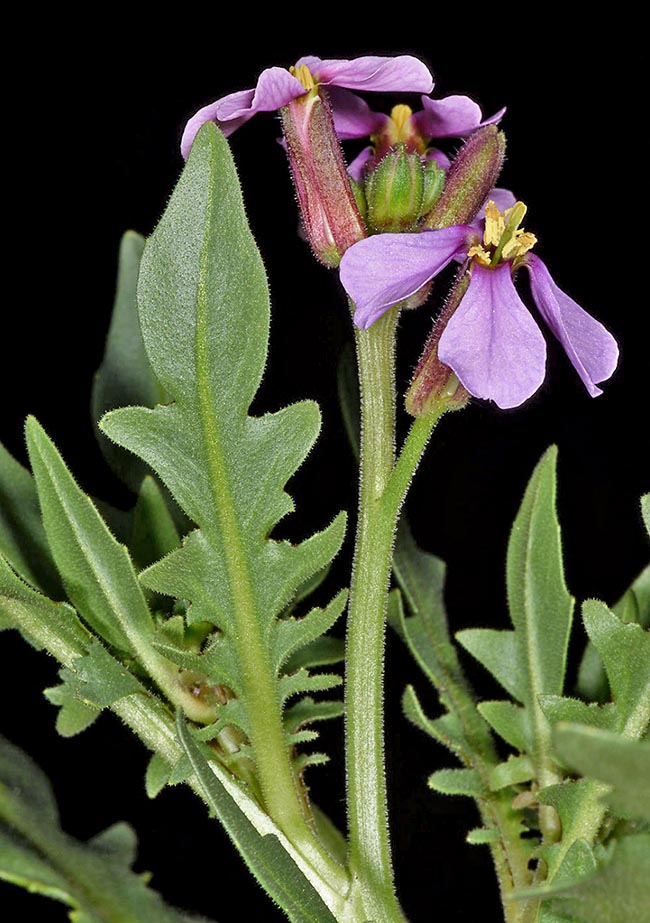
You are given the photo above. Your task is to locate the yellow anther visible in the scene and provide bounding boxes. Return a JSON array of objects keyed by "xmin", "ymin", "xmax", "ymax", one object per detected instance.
[
  {"xmin": 476, "ymin": 199, "xmax": 537, "ymax": 266},
  {"xmin": 389, "ymin": 104, "xmax": 414, "ymax": 140},
  {"xmin": 502, "ymin": 231, "xmax": 537, "ymax": 261},
  {"xmin": 468, "ymin": 243, "xmax": 492, "ymax": 267},
  {"xmin": 290, "ymin": 64, "xmax": 315, "ymax": 91},
  {"xmin": 483, "ymin": 201, "xmax": 505, "ymax": 248}
]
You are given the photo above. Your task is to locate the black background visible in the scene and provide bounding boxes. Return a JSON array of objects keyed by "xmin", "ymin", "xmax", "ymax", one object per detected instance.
[{"xmin": 1, "ymin": 19, "xmax": 648, "ymax": 922}]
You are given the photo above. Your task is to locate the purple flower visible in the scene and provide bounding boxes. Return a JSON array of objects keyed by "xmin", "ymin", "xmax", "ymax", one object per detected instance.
[
  {"xmin": 332, "ymin": 92, "xmax": 505, "ymax": 181},
  {"xmin": 340, "ymin": 200, "xmax": 618, "ymax": 409},
  {"xmin": 180, "ymin": 55, "xmax": 434, "ymax": 158}
]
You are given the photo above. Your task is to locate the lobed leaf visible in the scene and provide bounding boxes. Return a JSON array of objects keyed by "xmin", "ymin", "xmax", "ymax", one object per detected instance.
[
  {"xmin": 0, "ymin": 735, "xmax": 212, "ymax": 922},
  {"xmin": 100, "ymin": 124, "xmax": 347, "ymax": 779}
]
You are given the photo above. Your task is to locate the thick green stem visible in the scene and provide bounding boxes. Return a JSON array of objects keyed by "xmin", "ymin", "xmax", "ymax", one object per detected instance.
[{"xmin": 345, "ymin": 309, "xmax": 442, "ymax": 921}]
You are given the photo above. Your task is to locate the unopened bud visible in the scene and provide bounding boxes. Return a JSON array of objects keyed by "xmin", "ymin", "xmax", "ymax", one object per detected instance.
[
  {"xmin": 406, "ymin": 270, "xmax": 472, "ymax": 416},
  {"xmin": 423, "ymin": 126, "xmax": 506, "ymax": 229},
  {"xmin": 366, "ymin": 148, "xmax": 424, "ymax": 232},
  {"xmin": 421, "ymin": 160, "xmax": 446, "ymax": 216},
  {"xmin": 280, "ymin": 88, "xmax": 366, "ymax": 267}
]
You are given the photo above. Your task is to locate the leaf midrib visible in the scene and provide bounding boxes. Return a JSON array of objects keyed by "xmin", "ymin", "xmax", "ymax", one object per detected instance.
[{"xmin": 192, "ymin": 143, "xmax": 302, "ymax": 830}]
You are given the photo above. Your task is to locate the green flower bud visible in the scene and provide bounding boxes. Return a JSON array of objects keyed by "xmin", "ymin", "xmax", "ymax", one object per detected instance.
[
  {"xmin": 405, "ymin": 271, "xmax": 472, "ymax": 416},
  {"xmin": 421, "ymin": 160, "xmax": 446, "ymax": 216},
  {"xmin": 366, "ymin": 147, "xmax": 425, "ymax": 232},
  {"xmin": 423, "ymin": 125, "xmax": 506, "ymax": 229}
]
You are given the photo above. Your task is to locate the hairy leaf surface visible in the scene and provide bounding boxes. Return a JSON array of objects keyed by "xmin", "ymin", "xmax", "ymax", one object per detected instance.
[{"xmin": 100, "ymin": 124, "xmax": 346, "ymax": 776}]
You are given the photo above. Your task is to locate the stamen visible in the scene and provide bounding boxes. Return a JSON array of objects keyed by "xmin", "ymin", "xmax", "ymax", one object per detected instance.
[
  {"xmin": 290, "ymin": 64, "xmax": 316, "ymax": 91},
  {"xmin": 502, "ymin": 231, "xmax": 537, "ymax": 261},
  {"xmin": 390, "ymin": 104, "xmax": 414, "ymax": 140},
  {"xmin": 468, "ymin": 243, "xmax": 492, "ymax": 267},
  {"xmin": 490, "ymin": 200, "xmax": 535, "ymax": 265},
  {"xmin": 483, "ymin": 201, "xmax": 505, "ymax": 248}
]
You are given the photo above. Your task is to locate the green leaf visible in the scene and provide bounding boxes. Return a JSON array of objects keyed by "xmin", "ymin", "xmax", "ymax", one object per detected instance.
[
  {"xmin": 456, "ymin": 628, "xmax": 526, "ymax": 702},
  {"xmin": 336, "ymin": 343, "xmax": 360, "ymax": 461},
  {"xmin": 92, "ymin": 230, "xmax": 168, "ymax": 491},
  {"xmin": 48, "ymin": 640, "xmax": 143, "ymax": 710},
  {"xmin": 23, "ymin": 420, "xmax": 187, "ymax": 722},
  {"xmin": 89, "ymin": 822, "xmax": 138, "ymax": 866},
  {"xmin": 641, "ymin": 494, "xmax": 650, "ymax": 540},
  {"xmin": 100, "ymin": 124, "xmax": 346, "ymax": 775},
  {"xmin": 0, "ymin": 442, "xmax": 62, "ymax": 597},
  {"xmin": 0, "ymin": 554, "xmax": 89, "ymax": 664},
  {"xmin": 459, "ymin": 447, "xmax": 574, "ymax": 786},
  {"xmin": 0, "ymin": 735, "xmax": 213, "ymax": 922},
  {"xmin": 577, "ymin": 493, "xmax": 650, "ymax": 705},
  {"xmin": 393, "ymin": 522, "xmax": 449, "ymax": 646},
  {"xmin": 466, "ymin": 827, "xmax": 501, "ymax": 845},
  {"xmin": 577, "ymin": 558, "xmax": 650, "ymax": 704},
  {"xmin": 284, "ymin": 636, "xmax": 344, "ymax": 673},
  {"xmin": 145, "ymin": 753, "xmax": 172, "ymax": 800},
  {"xmin": 539, "ymin": 695, "xmax": 615, "ymax": 732},
  {"xmin": 428, "ymin": 768, "xmax": 485, "ymax": 797},
  {"xmin": 536, "ymin": 780, "xmax": 601, "ymax": 879},
  {"xmin": 402, "ymin": 684, "xmax": 465, "ymax": 754},
  {"xmin": 176, "ymin": 714, "xmax": 338, "ymax": 923},
  {"xmin": 478, "ymin": 701, "xmax": 530, "ymax": 752},
  {"xmin": 529, "ymin": 835, "xmax": 650, "ymax": 923},
  {"xmin": 0, "ymin": 734, "xmax": 58, "ymax": 825},
  {"xmin": 506, "ymin": 445, "xmax": 574, "ymax": 711},
  {"xmin": 581, "ymin": 600, "xmax": 650, "ymax": 734},
  {"xmin": 391, "ymin": 528, "xmax": 492, "ymax": 761},
  {"xmin": 43, "ymin": 684, "xmax": 100, "ymax": 737},
  {"xmin": 554, "ymin": 724, "xmax": 650, "ymax": 822},
  {"xmin": 26, "ymin": 417, "xmax": 155, "ymax": 654},
  {"xmin": 130, "ymin": 474, "xmax": 181, "ymax": 571},
  {"xmin": 0, "ymin": 553, "xmax": 152, "ymax": 738},
  {"xmin": 488, "ymin": 755, "xmax": 535, "ymax": 791},
  {"xmin": 273, "ymin": 591, "xmax": 347, "ymax": 675}
]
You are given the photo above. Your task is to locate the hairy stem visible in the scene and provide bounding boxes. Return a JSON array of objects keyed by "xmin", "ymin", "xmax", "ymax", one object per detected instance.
[{"xmin": 345, "ymin": 308, "xmax": 443, "ymax": 922}]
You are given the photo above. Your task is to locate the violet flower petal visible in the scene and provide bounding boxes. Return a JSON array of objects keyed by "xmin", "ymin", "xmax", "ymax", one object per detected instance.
[
  {"xmin": 439, "ymin": 263, "xmax": 547, "ymax": 409},
  {"xmin": 347, "ymin": 147, "xmax": 373, "ymax": 183},
  {"xmin": 181, "ymin": 67, "xmax": 305, "ymax": 156},
  {"xmin": 340, "ymin": 227, "xmax": 472, "ymax": 329},
  {"xmin": 327, "ymin": 87, "xmax": 387, "ymax": 140},
  {"xmin": 525, "ymin": 254, "xmax": 619, "ymax": 396},
  {"xmin": 295, "ymin": 55, "xmax": 323, "ymax": 72},
  {"xmin": 314, "ymin": 56, "xmax": 434, "ymax": 93},
  {"xmin": 416, "ymin": 95, "xmax": 506, "ymax": 139}
]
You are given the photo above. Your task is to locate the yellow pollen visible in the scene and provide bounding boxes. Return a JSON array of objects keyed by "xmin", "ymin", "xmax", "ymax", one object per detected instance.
[
  {"xmin": 484, "ymin": 201, "xmax": 505, "ymax": 248},
  {"xmin": 502, "ymin": 231, "xmax": 537, "ymax": 261},
  {"xmin": 478, "ymin": 199, "xmax": 537, "ymax": 265},
  {"xmin": 389, "ymin": 104, "xmax": 414, "ymax": 141},
  {"xmin": 290, "ymin": 64, "xmax": 315, "ymax": 91},
  {"xmin": 468, "ymin": 243, "xmax": 493, "ymax": 267}
]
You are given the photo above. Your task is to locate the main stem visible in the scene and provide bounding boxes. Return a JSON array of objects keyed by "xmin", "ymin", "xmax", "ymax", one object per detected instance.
[{"xmin": 345, "ymin": 309, "xmax": 442, "ymax": 922}]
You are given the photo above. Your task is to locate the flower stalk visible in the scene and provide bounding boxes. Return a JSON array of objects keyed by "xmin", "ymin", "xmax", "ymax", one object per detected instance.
[{"xmin": 345, "ymin": 305, "xmax": 445, "ymax": 920}]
